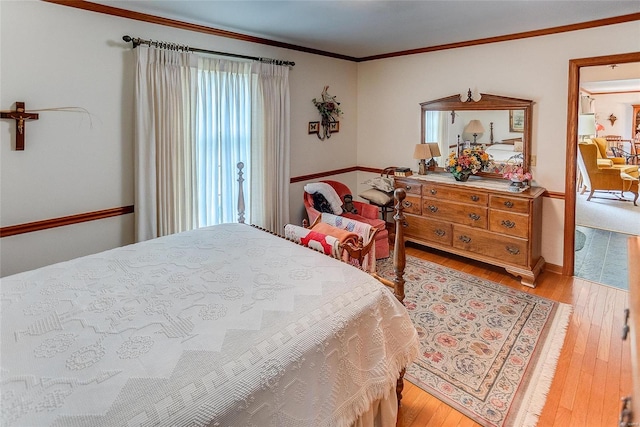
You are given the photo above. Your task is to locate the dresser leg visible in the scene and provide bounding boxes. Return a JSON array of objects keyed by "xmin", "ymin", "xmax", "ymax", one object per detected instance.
[{"xmin": 505, "ymin": 257, "xmax": 545, "ymax": 288}]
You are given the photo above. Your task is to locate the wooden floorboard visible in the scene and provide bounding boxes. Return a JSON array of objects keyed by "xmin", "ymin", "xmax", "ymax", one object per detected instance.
[{"xmin": 398, "ymin": 245, "xmax": 631, "ymax": 427}]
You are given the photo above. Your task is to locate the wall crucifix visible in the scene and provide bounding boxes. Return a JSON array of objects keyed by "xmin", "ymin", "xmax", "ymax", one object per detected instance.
[{"xmin": 1, "ymin": 102, "xmax": 39, "ymax": 150}]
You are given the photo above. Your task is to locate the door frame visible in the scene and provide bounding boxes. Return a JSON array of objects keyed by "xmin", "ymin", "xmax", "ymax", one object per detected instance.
[{"xmin": 563, "ymin": 52, "xmax": 640, "ymax": 276}]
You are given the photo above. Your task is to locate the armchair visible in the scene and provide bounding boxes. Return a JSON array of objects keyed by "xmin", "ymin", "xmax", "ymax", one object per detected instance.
[
  {"xmin": 577, "ymin": 143, "xmax": 638, "ymax": 206},
  {"xmin": 591, "ymin": 137, "xmax": 626, "ymax": 166},
  {"xmin": 611, "ymin": 146, "xmax": 639, "ymax": 165},
  {"xmin": 304, "ymin": 180, "xmax": 390, "ymax": 259}
]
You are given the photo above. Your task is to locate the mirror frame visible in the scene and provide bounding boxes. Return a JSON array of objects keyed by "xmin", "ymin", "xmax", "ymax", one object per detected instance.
[{"xmin": 420, "ymin": 92, "xmax": 534, "ymax": 178}]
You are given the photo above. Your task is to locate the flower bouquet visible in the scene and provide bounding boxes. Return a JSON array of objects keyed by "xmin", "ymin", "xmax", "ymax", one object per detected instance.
[
  {"xmin": 501, "ymin": 161, "xmax": 532, "ymax": 192},
  {"xmin": 445, "ymin": 147, "xmax": 491, "ymax": 181},
  {"xmin": 502, "ymin": 165, "xmax": 532, "ymax": 182}
]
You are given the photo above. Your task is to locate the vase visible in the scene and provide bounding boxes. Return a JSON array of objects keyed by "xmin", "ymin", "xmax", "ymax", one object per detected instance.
[
  {"xmin": 455, "ymin": 173, "xmax": 470, "ymax": 182},
  {"xmin": 509, "ymin": 178, "xmax": 526, "ymax": 192}
]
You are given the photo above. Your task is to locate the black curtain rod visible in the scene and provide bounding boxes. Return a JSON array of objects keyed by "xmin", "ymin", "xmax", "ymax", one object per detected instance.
[{"xmin": 122, "ymin": 35, "xmax": 295, "ymax": 67}]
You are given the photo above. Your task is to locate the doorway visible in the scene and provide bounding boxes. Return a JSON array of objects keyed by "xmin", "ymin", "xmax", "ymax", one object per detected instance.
[
  {"xmin": 564, "ymin": 52, "xmax": 640, "ymax": 285},
  {"xmin": 573, "ymin": 62, "xmax": 640, "ymax": 289}
]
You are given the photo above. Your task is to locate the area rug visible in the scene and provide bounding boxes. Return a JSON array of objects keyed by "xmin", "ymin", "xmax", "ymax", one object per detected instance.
[
  {"xmin": 575, "ymin": 229, "xmax": 586, "ymax": 251},
  {"xmin": 377, "ymin": 256, "xmax": 572, "ymax": 427},
  {"xmin": 576, "ymin": 192, "xmax": 640, "ymax": 236}
]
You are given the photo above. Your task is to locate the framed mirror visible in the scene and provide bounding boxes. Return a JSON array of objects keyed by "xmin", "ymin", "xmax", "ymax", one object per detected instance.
[{"xmin": 420, "ymin": 91, "xmax": 534, "ymax": 178}]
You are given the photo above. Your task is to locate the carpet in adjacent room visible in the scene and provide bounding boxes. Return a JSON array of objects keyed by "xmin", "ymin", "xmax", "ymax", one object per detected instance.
[
  {"xmin": 377, "ymin": 255, "xmax": 572, "ymax": 427},
  {"xmin": 574, "ymin": 225, "xmax": 629, "ymax": 290}
]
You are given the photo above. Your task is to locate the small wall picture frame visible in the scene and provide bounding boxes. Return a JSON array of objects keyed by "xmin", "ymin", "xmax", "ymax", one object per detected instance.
[
  {"xmin": 308, "ymin": 121, "xmax": 319, "ymax": 134},
  {"xmin": 329, "ymin": 121, "xmax": 340, "ymax": 133},
  {"xmin": 509, "ymin": 110, "xmax": 525, "ymax": 133}
]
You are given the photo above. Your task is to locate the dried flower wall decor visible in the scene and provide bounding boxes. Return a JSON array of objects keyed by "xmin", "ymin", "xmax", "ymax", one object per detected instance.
[{"xmin": 312, "ymin": 86, "xmax": 342, "ymax": 140}]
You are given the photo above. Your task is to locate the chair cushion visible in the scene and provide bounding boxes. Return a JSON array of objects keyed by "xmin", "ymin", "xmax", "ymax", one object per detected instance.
[
  {"xmin": 359, "ymin": 189, "xmax": 393, "ymax": 206},
  {"xmin": 597, "ymin": 159, "xmax": 613, "ymax": 167},
  {"xmin": 362, "ymin": 176, "xmax": 395, "ymax": 193}
]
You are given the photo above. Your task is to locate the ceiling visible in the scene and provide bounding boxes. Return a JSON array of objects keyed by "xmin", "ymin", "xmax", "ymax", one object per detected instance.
[
  {"xmin": 581, "ymin": 63, "xmax": 640, "ymax": 94},
  {"xmin": 92, "ymin": 1, "xmax": 640, "ymax": 59}
]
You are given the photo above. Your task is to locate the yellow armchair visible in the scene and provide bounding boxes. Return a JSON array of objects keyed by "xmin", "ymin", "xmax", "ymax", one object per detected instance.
[
  {"xmin": 578, "ymin": 143, "xmax": 638, "ymax": 206},
  {"xmin": 591, "ymin": 137, "xmax": 626, "ymax": 166}
]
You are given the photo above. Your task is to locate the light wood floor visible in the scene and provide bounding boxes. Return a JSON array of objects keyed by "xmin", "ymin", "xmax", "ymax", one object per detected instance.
[{"xmin": 396, "ymin": 244, "xmax": 631, "ymax": 427}]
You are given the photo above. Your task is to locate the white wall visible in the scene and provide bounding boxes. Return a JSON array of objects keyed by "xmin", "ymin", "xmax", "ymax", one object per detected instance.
[
  {"xmin": 592, "ymin": 93, "xmax": 640, "ymax": 142},
  {"xmin": 0, "ymin": 1, "xmax": 357, "ymax": 276},
  {"xmin": 356, "ymin": 22, "xmax": 640, "ymax": 267},
  {"xmin": 2, "ymin": 1, "xmax": 638, "ymax": 275}
]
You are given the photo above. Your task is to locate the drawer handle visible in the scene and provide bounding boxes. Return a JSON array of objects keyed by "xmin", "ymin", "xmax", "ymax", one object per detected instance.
[
  {"xmin": 434, "ymin": 229, "xmax": 446, "ymax": 237},
  {"xmin": 504, "ymin": 201, "xmax": 514, "ymax": 208},
  {"xmin": 468, "ymin": 213, "xmax": 480, "ymax": 221},
  {"xmin": 430, "ymin": 189, "xmax": 437, "ymax": 195},
  {"xmin": 501, "ymin": 220, "xmax": 516, "ymax": 228},
  {"xmin": 458, "ymin": 235, "xmax": 471, "ymax": 243},
  {"xmin": 403, "ymin": 201, "xmax": 412, "ymax": 208},
  {"xmin": 506, "ymin": 246, "xmax": 520, "ymax": 255},
  {"xmin": 622, "ymin": 308, "xmax": 630, "ymax": 340},
  {"xmin": 402, "ymin": 221, "xmax": 409, "ymax": 228},
  {"xmin": 470, "ymin": 195, "xmax": 479, "ymax": 202},
  {"xmin": 428, "ymin": 205, "xmax": 438, "ymax": 213},
  {"xmin": 405, "ymin": 185, "xmax": 412, "ymax": 190}
]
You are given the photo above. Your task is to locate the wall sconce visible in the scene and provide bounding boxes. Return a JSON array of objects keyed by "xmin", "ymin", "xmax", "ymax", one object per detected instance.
[
  {"xmin": 608, "ymin": 114, "xmax": 617, "ymax": 126},
  {"xmin": 464, "ymin": 119, "xmax": 484, "ymax": 144},
  {"xmin": 414, "ymin": 142, "xmax": 441, "ymax": 175}
]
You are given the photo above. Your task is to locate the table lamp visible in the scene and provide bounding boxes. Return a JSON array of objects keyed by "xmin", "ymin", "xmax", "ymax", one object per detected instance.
[
  {"xmin": 414, "ymin": 143, "xmax": 441, "ymax": 175},
  {"xmin": 464, "ymin": 120, "xmax": 485, "ymax": 144},
  {"xmin": 578, "ymin": 113, "xmax": 596, "ymax": 141}
]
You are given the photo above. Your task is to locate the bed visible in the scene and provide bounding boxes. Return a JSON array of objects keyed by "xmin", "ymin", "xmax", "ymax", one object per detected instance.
[
  {"xmin": 484, "ymin": 141, "xmax": 523, "ymax": 163},
  {"xmin": 1, "ymin": 191, "xmax": 417, "ymax": 426}
]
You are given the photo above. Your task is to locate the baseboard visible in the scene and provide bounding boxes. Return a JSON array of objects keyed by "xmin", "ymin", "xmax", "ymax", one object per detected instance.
[{"xmin": 545, "ymin": 262, "xmax": 563, "ymax": 274}]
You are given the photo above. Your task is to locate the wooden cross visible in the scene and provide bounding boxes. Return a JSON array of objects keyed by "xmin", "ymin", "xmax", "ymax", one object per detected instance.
[{"xmin": 1, "ymin": 102, "xmax": 39, "ymax": 150}]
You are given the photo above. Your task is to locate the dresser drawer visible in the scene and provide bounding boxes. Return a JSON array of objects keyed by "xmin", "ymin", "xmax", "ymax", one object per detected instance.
[
  {"xmin": 395, "ymin": 179, "xmax": 421, "ymax": 196},
  {"xmin": 422, "ymin": 198, "xmax": 487, "ymax": 228},
  {"xmin": 490, "ymin": 195, "xmax": 530, "ymax": 214},
  {"xmin": 489, "ymin": 211, "xmax": 530, "ymax": 238},
  {"xmin": 452, "ymin": 226, "xmax": 528, "ymax": 266},
  {"xmin": 401, "ymin": 195, "xmax": 422, "ymax": 215},
  {"xmin": 423, "ymin": 184, "xmax": 487, "ymax": 206},
  {"xmin": 404, "ymin": 214, "xmax": 452, "ymax": 245}
]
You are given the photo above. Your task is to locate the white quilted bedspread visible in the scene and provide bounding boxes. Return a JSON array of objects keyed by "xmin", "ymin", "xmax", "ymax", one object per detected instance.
[{"xmin": 1, "ymin": 223, "xmax": 418, "ymax": 427}]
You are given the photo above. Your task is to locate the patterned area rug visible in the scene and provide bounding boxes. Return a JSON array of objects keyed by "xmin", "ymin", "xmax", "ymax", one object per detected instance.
[{"xmin": 377, "ymin": 256, "xmax": 572, "ymax": 427}]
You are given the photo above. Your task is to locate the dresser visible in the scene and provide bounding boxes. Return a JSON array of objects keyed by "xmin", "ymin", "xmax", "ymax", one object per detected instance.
[{"xmin": 394, "ymin": 174, "xmax": 545, "ymax": 287}]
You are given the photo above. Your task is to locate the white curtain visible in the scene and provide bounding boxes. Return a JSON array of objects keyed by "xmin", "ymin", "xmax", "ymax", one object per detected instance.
[
  {"xmin": 196, "ymin": 58, "xmax": 252, "ymax": 227},
  {"xmin": 580, "ymin": 94, "xmax": 595, "ymax": 114},
  {"xmin": 134, "ymin": 46, "xmax": 198, "ymax": 242},
  {"xmin": 250, "ymin": 63, "xmax": 290, "ymax": 231},
  {"xmin": 135, "ymin": 49, "xmax": 290, "ymax": 239},
  {"xmin": 425, "ymin": 111, "xmax": 449, "ymax": 167}
]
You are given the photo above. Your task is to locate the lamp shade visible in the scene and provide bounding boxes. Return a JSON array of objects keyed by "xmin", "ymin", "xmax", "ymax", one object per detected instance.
[
  {"xmin": 464, "ymin": 119, "xmax": 485, "ymax": 134},
  {"xmin": 578, "ymin": 113, "xmax": 596, "ymax": 137},
  {"xmin": 413, "ymin": 143, "xmax": 433, "ymax": 159},
  {"xmin": 426, "ymin": 142, "xmax": 441, "ymax": 157}
]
